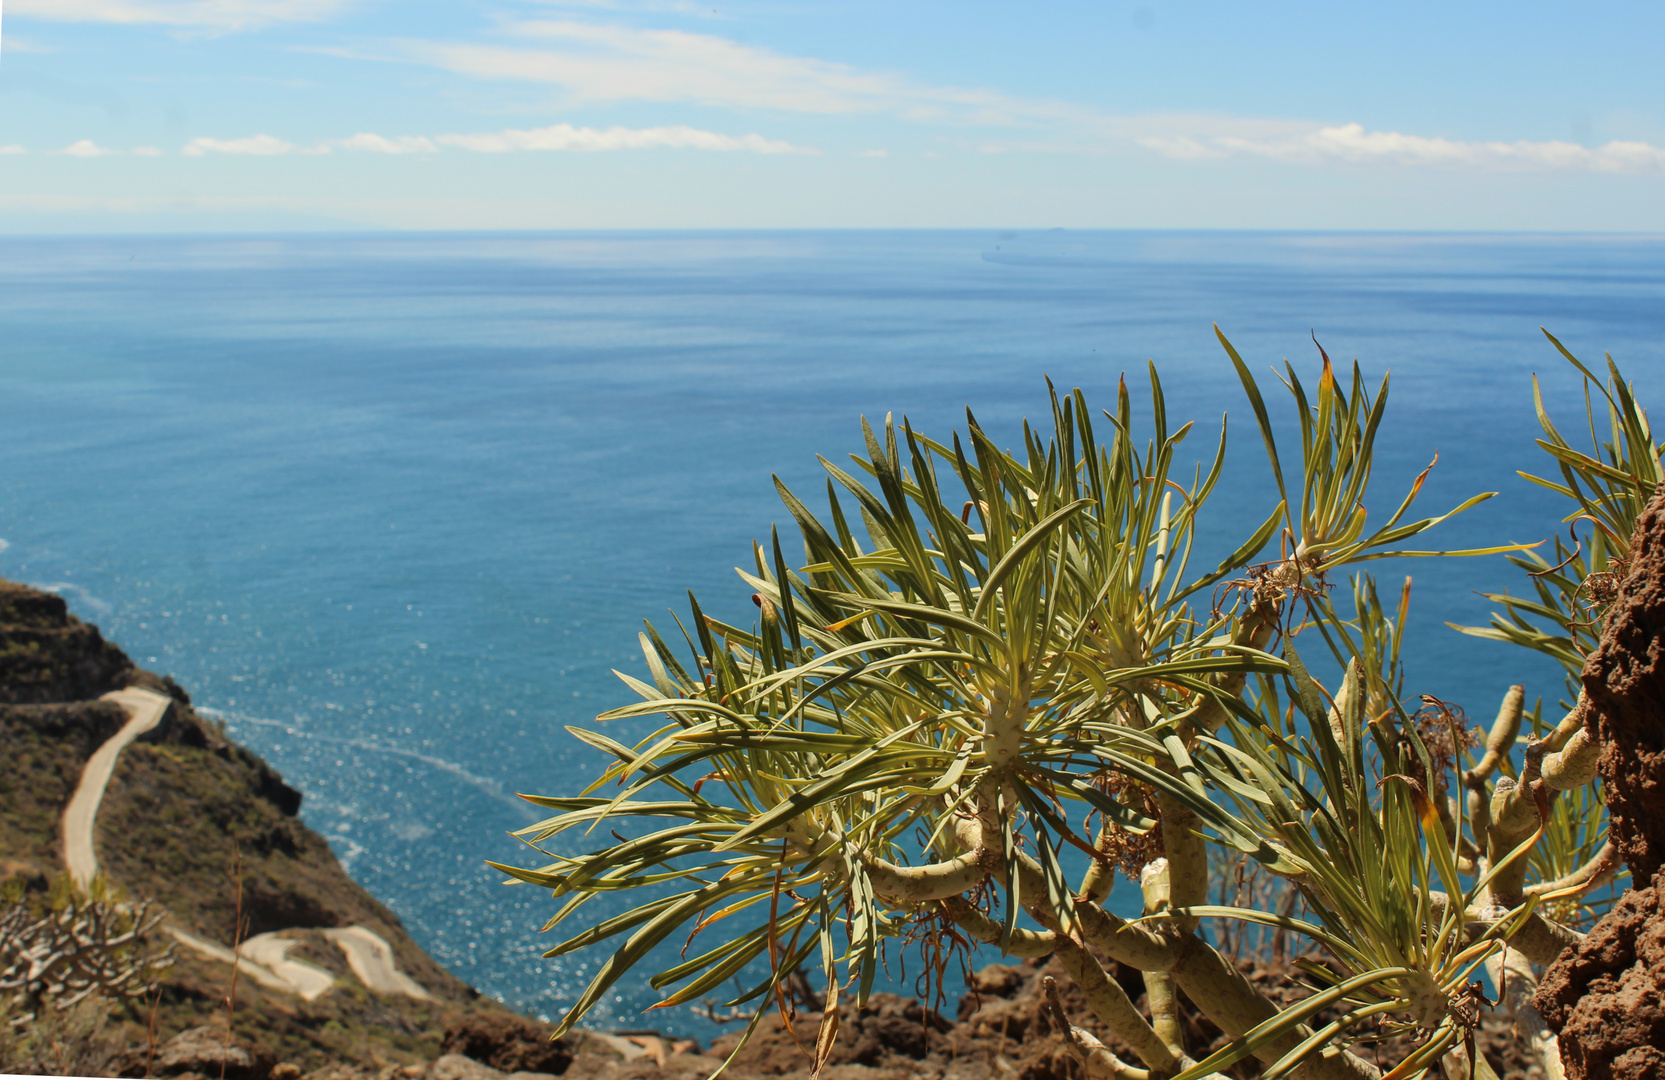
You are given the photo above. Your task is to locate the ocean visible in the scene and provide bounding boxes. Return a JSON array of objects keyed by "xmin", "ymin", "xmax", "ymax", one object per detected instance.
[{"xmin": 2, "ymin": 229, "xmax": 1662, "ymax": 1034}]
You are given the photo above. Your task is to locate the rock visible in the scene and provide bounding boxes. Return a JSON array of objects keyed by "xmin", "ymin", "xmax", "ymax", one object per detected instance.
[
  {"xmin": 441, "ymin": 1011, "xmax": 574, "ymax": 1075},
  {"xmin": 965, "ymin": 958, "xmax": 1025, "ymax": 1005},
  {"xmin": 707, "ymin": 993, "xmax": 954, "ymax": 1075},
  {"xmin": 844, "ymin": 994, "xmax": 954, "ymax": 1062},
  {"xmin": 430, "ymin": 1054, "xmax": 507, "ymax": 1080},
  {"xmin": 1535, "ymin": 484, "xmax": 1665, "ymax": 1080},
  {"xmin": 154, "ymin": 1025, "xmax": 276, "ymax": 1080},
  {"xmin": 273, "ymin": 1065, "xmax": 303, "ymax": 1080},
  {"xmin": 303, "ymin": 1067, "xmax": 375, "ymax": 1080},
  {"xmin": 0, "ymin": 582, "xmax": 134, "ymax": 704},
  {"xmin": 1578, "ymin": 483, "xmax": 1665, "ymax": 884},
  {"xmin": 1535, "ymin": 866, "xmax": 1665, "ymax": 1080}
]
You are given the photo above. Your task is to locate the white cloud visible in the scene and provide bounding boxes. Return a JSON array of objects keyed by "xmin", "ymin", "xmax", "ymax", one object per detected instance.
[
  {"xmin": 61, "ymin": 140, "xmax": 121, "ymax": 157},
  {"xmin": 182, "ymin": 133, "xmax": 302, "ymax": 155},
  {"xmin": 522, "ymin": 0, "xmax": 717, "ymax": 13},
  {"xmin": 332, "ymin": 132, "xmax": 439, "ymax": 154},
  {"xmin": 178, "ymin": 124, "xmax": 810, "ymax": 157},
  {"xmin": 1140, "ymin": 121, "xmax": 1665, "ymax": 174},
  {"xmin": 6, "ymin": 0, "xmax": 349, "ymax": 32},
  {"xmin": 0, "ymin": 146, "xmax": 27, "ymax": 156},
  {"xmin": 0, "ymin": 34, "xmax": 57, "ymax": 52},
  {"xmin": 388, "ymin": 22, "xmax": 1665, "ymax": 177},
  {"xmin": 403, "ymin": 21, "xmax": 1024, "ymax": 122},
  {"xmin": 131, "ymin": 146, "xmax": 165, "ymax": 156},
  {"xmin": 435, "ymin": 122, "xmax": 810, "ymax": 154}
]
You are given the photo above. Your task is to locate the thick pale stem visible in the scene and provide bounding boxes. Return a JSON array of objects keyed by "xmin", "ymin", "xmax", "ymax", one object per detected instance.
[
  {"xmin": 1139, "ymin": 859, "xmax": 1185, "ymax": 1059},
  {"xmin": 1077, "ymin": 817, "xmax": 1117, "ymax": 903},
  {"xmin": 1076, "ymin": 902, "xmax": 1180, "ymax": 973},
  {"xmin": 1193, "ymin": 580, "xmax": 1286, "ymax": 733},
  {"xmin": 786, "ymin": 820, "xmax": 991, "ymax": 905},
  {"xmin": 939, "ymin": 896, "xmax": 1057, "ymax": 958},
  {"xmin": 1541, "ymin": 728, "xmax": 1600, "ymax": 790},
  {"xmin": 1169, "ymin": 938, "xmax": 1383, "ymax": 1080},
  {"xmin": 1040, "ymin": 976, "xmax": 1151, "ymax": 1080},
  {"xmin": 1465, "ymin": 782, "xmax": 1491, "ymax": 853},
  {"xmin": 862, "ymin": 848, "xmax": 990, "ymax": 903},
  {"xmin": 1504, "ymin": 911, "xmax": 1584, "ymax": 966},
  {"xmin": 954, "ymin": 813, "xmax": 1177, "ymax": 970},
  {"xmin": 1542, "ymin": 697, "xmax": 1587, "ymax": 754},
  {"xmin": 1486, "ymin": 777, "xmax": 1549, "ymax": 904},
  {"xmin": 1464, "ymin": 685, "xmax": 1524, "ymax": 785},
  {"xmin": 1053, "ymin": 934, "xmax": 1179, "ymax": 1074},
  {"xmin": 1485, "ymin": 946, "xmax": 1565, "ymax": 1080},
  {"xmin": 1156, "ymin": 793, "xmax": 1208, "ymax": 925},
  {"xmin": 1524, "ymin": 840, "xmax": 1618, "ymax": 898},
  {"xmin": 980, "ymin": 673, "xmax": 1029, "ymax": 769},
  {"xmin": 1142, "ymin": 970, "xmax": 1185, "ymax": 1061}
]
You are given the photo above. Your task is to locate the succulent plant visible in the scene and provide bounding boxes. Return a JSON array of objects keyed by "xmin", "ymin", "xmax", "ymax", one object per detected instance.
[{"xmin": 505, "ymin": 328, "xmax": 1647, "ymax": 1080}]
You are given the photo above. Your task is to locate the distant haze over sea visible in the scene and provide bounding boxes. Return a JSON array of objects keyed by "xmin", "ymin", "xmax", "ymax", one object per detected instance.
[{"xmin": 2, "ymin": 230, "xmax": 1661, "ymax": 1033}]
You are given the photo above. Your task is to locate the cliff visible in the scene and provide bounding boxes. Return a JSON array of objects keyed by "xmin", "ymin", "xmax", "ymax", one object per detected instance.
[{"xmin": 0, "ymin": 579, "xmax": 558, "ymax": 1075}]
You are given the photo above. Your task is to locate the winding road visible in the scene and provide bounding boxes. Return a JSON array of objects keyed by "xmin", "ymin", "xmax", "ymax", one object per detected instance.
[
  {"xmin": 60, "ymin": 687, "xmax": 431, "ymax": 1002},
  {"xmin": 62, "ymin": 688, "xmax": 173, "ymax": 887},
  {"xmin": 323, "ymin": 926, "xmax": 434, "ymax": 1000}
]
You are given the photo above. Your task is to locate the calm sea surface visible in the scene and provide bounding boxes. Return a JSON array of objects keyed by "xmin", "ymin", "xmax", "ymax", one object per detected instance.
[{"xmin": 2, "ymin": 230, "xmax": 1662, "ymax": 1032}]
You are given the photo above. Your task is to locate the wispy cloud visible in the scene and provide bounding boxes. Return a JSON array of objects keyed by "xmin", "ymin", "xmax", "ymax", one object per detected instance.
[
  {"xmin": 401, "ymin": 21, "xmax": 1025, "ymax": 121},
  {"xmin": 433, "ymin": 122, "xmax": 809, "ymax": 153},
  {"xmin": 180, "ymin": 123, "xmax": 812, "ymax": 156},
  {"xmin": 1137, "ymin": 122, "xmax": 1665, "ymax": 173},
  {"xmin": 521, "ymin": 0, "xmax": 720, "ymax": 14},
  {"xmin": 0, "ymin": 34, "xmax": 58, "ymax": 52},
  {"xmin": 6, "ymin": 0, "xmax": 350, "ymax": 32},
  {"xmin": 60, "ymin": 139, "xmax": 123, "ymax": 157},
  {"xmin": 387, "ymin": 21, "xmax": 1665, "ymax": 177},
  {"xmin": 0, "ymin": 146, "xmax": 27, "ymax": 156},
  {"xmin": 182, "ymin": 133, "xmax": 306, "ymax": 155},
  {"xmin": 332, "ymin": 133, "xmax": 439, "ymax": 154}
]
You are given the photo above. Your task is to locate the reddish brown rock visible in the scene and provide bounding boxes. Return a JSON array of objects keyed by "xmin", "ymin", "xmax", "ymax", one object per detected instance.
[
  {"xmin": 1534, "ymin": 484, "xmax": 1665, "ymax": 1080},
  {"xmin": 1577, "ymin": 485, "xmax": 1665, "ymax": 884},
  {"xmin": 1535, "ymin": 868, "xmax": 1665, "ymax": 1080},
  {"xmin": 441, "ymin": 1012, "xmax": 574, "ymax": 1076}
]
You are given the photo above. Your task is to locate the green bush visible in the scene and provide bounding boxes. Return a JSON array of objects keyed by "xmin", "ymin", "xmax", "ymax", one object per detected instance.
[{"xmin": 507, "ymin": 329, "xmax": 1645, "ymax": 1080}]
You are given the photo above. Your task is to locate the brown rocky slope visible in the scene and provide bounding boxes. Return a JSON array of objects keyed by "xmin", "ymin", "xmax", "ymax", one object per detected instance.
[{"xmin": 0, "ymin": 579, "xmax": 538, "ymax": 1075}]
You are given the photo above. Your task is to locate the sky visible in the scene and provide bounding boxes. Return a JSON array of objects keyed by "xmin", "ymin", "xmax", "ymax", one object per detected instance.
[{"xmin": 2, "ymin": 1, "xmax": 1664, "ymax": 231}]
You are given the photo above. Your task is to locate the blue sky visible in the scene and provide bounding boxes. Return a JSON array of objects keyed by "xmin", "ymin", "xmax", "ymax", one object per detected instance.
[{"xmin": 3, "ymin": 1, "xmax": 1664, "ymax": 231}]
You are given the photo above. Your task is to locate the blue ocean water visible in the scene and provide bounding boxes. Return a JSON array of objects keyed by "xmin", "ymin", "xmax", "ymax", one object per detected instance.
[{"xmin": 2, "ymin": 230, "xmax": 1662, "ymax": 1034}]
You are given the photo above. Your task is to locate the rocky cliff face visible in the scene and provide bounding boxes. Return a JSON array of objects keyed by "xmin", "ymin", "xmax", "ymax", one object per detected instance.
[
  {"xmin": 1535, "ymin": 487, "xmax": 1665, "ymax": 1080},
  {"xmin": 0, "ymin": 579, "xmax": 541, "ymax": 1075}
]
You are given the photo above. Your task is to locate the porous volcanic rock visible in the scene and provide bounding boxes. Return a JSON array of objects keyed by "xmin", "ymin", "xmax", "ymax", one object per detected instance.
[
  {"xmin": 1577, "ymin": 484, "xmax": 1665, "ymax": 883},
  {"xmin": 1534, "ymin": 483, "xmax": 1665, "ymax": 1080},
  {"xmin": 442, "ymin": 1012, "xmax": 574, "ymax": 1075},
  {"xmin": 1535, "ymin": 869, "xmax": 1665, "ymax": 1080}
]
